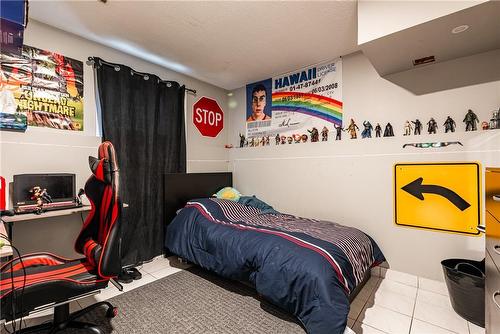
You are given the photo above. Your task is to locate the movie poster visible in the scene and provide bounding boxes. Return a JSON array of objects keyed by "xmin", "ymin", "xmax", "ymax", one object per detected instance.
[
  {"xmin": 0, "ymin": 45, "xmax": 84, "ymax": 131},
  {"xmin": 246, "ymin": 58, "xmax": 342, "ymax": 141}
]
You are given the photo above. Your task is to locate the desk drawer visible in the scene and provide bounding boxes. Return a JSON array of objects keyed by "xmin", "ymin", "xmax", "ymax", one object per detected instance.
[
  {"xmin": 486, "ymin": 251, "xmax": 500, "ymax": 333},
  {"xmin": 486, "ymin": 169, "xmax": 500, "ymax": 220},
  {"xmin": 487, "ymin": 211, "xmax": 500, "ymax": 271}
]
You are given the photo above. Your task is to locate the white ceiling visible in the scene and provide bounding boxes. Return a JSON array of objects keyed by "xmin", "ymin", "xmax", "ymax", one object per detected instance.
[{"xmin": 28, "ymin": 1, "xmax": 359, "ymax": 90}]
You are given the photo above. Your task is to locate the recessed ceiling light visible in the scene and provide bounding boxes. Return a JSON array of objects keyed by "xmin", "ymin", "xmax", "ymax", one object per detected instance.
[
  {"xmin": 451, "ymin": 25, "xmax": 469, "ymax": 34},
  {"xmin": 227, "ymin": 92, "xmax": 234, "ymax": 97}
]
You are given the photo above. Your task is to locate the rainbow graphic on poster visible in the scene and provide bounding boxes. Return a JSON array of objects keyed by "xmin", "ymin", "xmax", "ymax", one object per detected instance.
[
  {"xmin": 271, "ymin": 92, "xmax": 342, "ymax": 126},
  {"xmin": 245, "ymin": 58, "xmax": 342, "ymax": 139}
]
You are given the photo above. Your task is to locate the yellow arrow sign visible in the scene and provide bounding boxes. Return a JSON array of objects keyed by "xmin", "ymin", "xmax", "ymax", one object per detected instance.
[{"xmin": 394, "ymin": 162, "xmax": 481, "ymax": 235}]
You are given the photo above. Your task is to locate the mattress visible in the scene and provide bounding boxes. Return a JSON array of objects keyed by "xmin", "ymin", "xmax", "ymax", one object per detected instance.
[{"xmin": 165, "ymin": 198, "xmax": 385, "ymax": 334}]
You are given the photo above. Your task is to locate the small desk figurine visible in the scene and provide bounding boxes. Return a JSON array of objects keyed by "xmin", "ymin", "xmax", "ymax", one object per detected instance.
[
  {"xmin": 29, "ymin": 186, "xmax": 53, "ymax": 215},
  {"xmin": 321, "ymin": 126, "xmax": 329, "ymax": 141},
  {"xmin": 427, "ymin": 118, "xmax": 438, "ymax": 134},
  {"xmin": 334, "ymin": 124, "xmax": 344, "ymax": 140},
  {"xmin": 280, "ymin": 136, "xmax": 287, "ymax": 145},
  {"xmin": 482, "ymin": 121, "xmax": 490, "ymax": 130},
  {"xmin": 301, "ymin": 134, "xmax": 308, "ymax": 143},
  {"xmin": 375, "ymin": 123, "xmax": 382, "ymax": 137},
  {"xmin": 383, "ymin": 123, "xmax": 394, "ymax": 137},
  {"xmin": 463, "ymin": 109, "xmax": 479, "ymax": 131},
  {"xmin": 403, "ymin": 121, "xmax": 413, "ymax": 136},
  {"xmin": 346, "ymin": 119, "xmax": 359, "ymax": 139},
  {"xmin": 308, "ymin": 127, "xmax": 319, "ymax": 142},
  {"xmin": 275, "ymin": 134, "xmax": 281, "ymax": 145},
  {"xmin": 239, "ymin": 134, "xmax": 246, "ymax": 148},
  {"xmin": 361, "ymin": 121, "xmax": 373, "ymax": 138},
  {"xmin": 412, "ymin": 119, "xmax": 422, "ymax": 135},
  {"xmin": 443, "ymin": 116, "xmax": 456, "ymax": 133}
]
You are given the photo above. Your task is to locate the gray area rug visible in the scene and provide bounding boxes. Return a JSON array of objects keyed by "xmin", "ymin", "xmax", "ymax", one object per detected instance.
[{"xmin": 72, "ymin": 267, "xmax": 304, "ymax": 333}]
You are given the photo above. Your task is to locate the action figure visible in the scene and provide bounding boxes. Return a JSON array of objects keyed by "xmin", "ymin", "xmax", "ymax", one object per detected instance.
[
  {"xmin": 239, "ymin": 134, "xmax": 245, "ymax": 148},
  {"xmin": 334, "ymin": 124, "xmax": 344, "ymax": 140},
  {"xmin": 308, "ymin": 127, "xmax": 319, "ymax": 142},
  {"xmin": 346, "ymin": 119, "xmax": 359, "ymax": 139},
  {"xmin": 361, "ymin": 121, "xmax": 373, "ymax": 138},
  {"xmin": 383, "ymin": 123, "xmax": 394, "ymax": 137},
  {"xmin": 275, "ymin": 134, "xmax": 281, "ymax": 145},
  {"xmin": 443, "ymin": 116, "xmax": 456, "ymax": 133},
  {"xmin": 463, "ymin": 109, "xmax": 479, "ymax": 131},
  {"xmin": 280, "ymin": 136, "xmax": 287, "ymax": 145},
  {"xmin": 490, "ymin": 108, "xmax": 500, "ymax": 129},
  {"xmin": 29, "ymin": 186, "xmax": 53, "ymax": 215},
  {"xmin": 287, "ymin": 136, "xmax": 293, "ymax": 144},
  {"xmin": 375, "ymin": 123, "xmax": 382, "ymax": 138},
  {"xmin": 265, "ymin": 136, "xmax": 270, "ymax": 146},
  {"xmin": 403, "ymin": 121, "xmax": 413, "ymax": 136},
  {"xmin": 293, "ymin": 134, "xmax": 302, "ymax": 143},
  {"xmin": 482, "ymin": 121, "xmax": 489, "ymax": 130},
  {"xmin": 427, "ymin": 118, "xmax": 438, "ymax": 134},
  {"xmin": 412, "ymin": 119, "xmax": 422, "ymax": 135},
  {"xmin": 301, "ymin": 134, "xmax": 308, "ymax": 143},
  {"xmin": 321, "ymin": 126, "xmax": 329, "ymax": 141},
  {"xmin": 249, "ymin": 138, "xmax": 255, "ymax": 147}
]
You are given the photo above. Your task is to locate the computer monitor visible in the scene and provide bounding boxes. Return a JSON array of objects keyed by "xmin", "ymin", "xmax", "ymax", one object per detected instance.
[{"xmin": 13, "ymin": 173, "xmax": 76, "ymax": 207}]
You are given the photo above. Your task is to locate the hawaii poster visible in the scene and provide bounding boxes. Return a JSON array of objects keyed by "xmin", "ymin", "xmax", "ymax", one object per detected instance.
[{"xmin": 245, "ymin": 58, "xmax": 342, "ymax": 140}]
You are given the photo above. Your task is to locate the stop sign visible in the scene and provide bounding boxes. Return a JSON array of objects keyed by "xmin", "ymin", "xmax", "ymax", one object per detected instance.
[{"xmin": 193, "ymin": 96, "xmax": 224, "ymax": 137}]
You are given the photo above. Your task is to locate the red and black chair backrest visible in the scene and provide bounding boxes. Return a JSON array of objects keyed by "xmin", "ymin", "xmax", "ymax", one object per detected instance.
[{"xmin": 75, "ymin": 141, "xmax": 121, "ymax": 278}]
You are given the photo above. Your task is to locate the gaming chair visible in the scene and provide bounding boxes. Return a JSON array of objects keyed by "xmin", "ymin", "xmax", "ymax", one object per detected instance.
[{"xmin": 0, "ymin": 141, "xmax": 122, "ymax": 333}]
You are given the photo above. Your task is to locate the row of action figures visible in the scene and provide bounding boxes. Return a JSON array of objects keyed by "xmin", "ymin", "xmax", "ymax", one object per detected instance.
[
  {"xmin": 337, "ymin": 109, "xmax": 485, "ymax": 139},
  {"xmin": 238, "ymin": 108, "xmax": 500, "ymax": 147}
]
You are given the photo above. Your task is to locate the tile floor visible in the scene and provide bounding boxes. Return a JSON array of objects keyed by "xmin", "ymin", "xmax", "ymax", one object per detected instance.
[
  {"xmin": 351, "ymin": 268, "xmax": 484, "ymax": 334},
  {"xmin": 11, "ymin": 258, "xmax": 484, "ymax": 334}
]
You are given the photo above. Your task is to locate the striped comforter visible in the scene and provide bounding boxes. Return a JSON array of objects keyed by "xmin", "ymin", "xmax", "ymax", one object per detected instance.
[{"xmin": 165, "ymin": 198, "xmax": 384, "ymax": 334}]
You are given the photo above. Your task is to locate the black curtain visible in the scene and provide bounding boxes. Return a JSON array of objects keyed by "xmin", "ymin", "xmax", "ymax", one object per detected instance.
[{"xmin": 94, "ymin": 57, "xmax": 186, "ymax": 267}]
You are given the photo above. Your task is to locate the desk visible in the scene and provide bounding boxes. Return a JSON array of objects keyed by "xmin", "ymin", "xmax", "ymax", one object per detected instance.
[
  {"xmin": 0, "ymin": 222, "xmax": 13, "ymax": 257},
  {"xmin": 2, "ymin": 206, "xmax": 92, "ymax": 224},
  {"xmin": 2, "ymin": 204, "xmax": 128, "ymax": 238},
  {"xmin": 2, "ymin": 206, "xmax": 91, "ymax": 240}
]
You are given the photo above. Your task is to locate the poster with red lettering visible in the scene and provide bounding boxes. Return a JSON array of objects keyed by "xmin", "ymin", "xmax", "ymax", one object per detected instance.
[{"xmin": 1, "ymin": 45, "xmax": 84, "ymax": 131}]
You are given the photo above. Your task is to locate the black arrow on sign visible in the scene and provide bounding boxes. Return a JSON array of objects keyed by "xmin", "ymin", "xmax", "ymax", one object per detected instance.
[{"xmin": 401, "ymin": 177, "xmax": 471, "ymax": 211}]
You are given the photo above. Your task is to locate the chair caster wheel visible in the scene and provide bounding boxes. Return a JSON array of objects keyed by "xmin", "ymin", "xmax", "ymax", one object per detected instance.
[{"xmin": 106, "ymin": 306, "xmax": 118, "ymax": 318}]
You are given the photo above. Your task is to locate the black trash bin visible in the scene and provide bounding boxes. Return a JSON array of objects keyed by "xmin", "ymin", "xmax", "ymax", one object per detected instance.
[{"xmin": 441, "ymin": 258, "xmax": 485, "ymax": 328}]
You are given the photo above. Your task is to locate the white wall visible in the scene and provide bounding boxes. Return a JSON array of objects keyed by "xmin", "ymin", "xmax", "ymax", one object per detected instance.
[
  {"xmin": 0, "ymin": 20, "xmax": 230, "ymax": 257},
  {"xmin": 228, "ymin": 51, "xmax": 500, "ymax": 281},
  {"xmin": 357, "ymin": 0, "xmax": 487, "ymax": 44}
]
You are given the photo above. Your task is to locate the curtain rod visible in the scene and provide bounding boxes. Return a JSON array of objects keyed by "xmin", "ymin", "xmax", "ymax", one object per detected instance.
[{"xmin": 86, "ymin": 56, "xmax": 196, "ymax": 94}]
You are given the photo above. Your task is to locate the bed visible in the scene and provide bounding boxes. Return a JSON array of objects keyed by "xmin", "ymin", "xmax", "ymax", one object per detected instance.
[{"xmin": 164, "ymin": 172, "xmax": 385, "ymax": 334}]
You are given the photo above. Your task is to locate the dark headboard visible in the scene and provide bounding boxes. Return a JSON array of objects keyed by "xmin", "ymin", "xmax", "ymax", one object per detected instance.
[{"xmin": 164, "ymin": 172, "xmax": 232, "ymax": 225}]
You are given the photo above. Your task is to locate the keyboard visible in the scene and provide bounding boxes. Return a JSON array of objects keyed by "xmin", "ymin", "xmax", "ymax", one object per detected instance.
[{"xmin": 14, "ymin": 201, "xmax": 81, "ymax": 214}]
